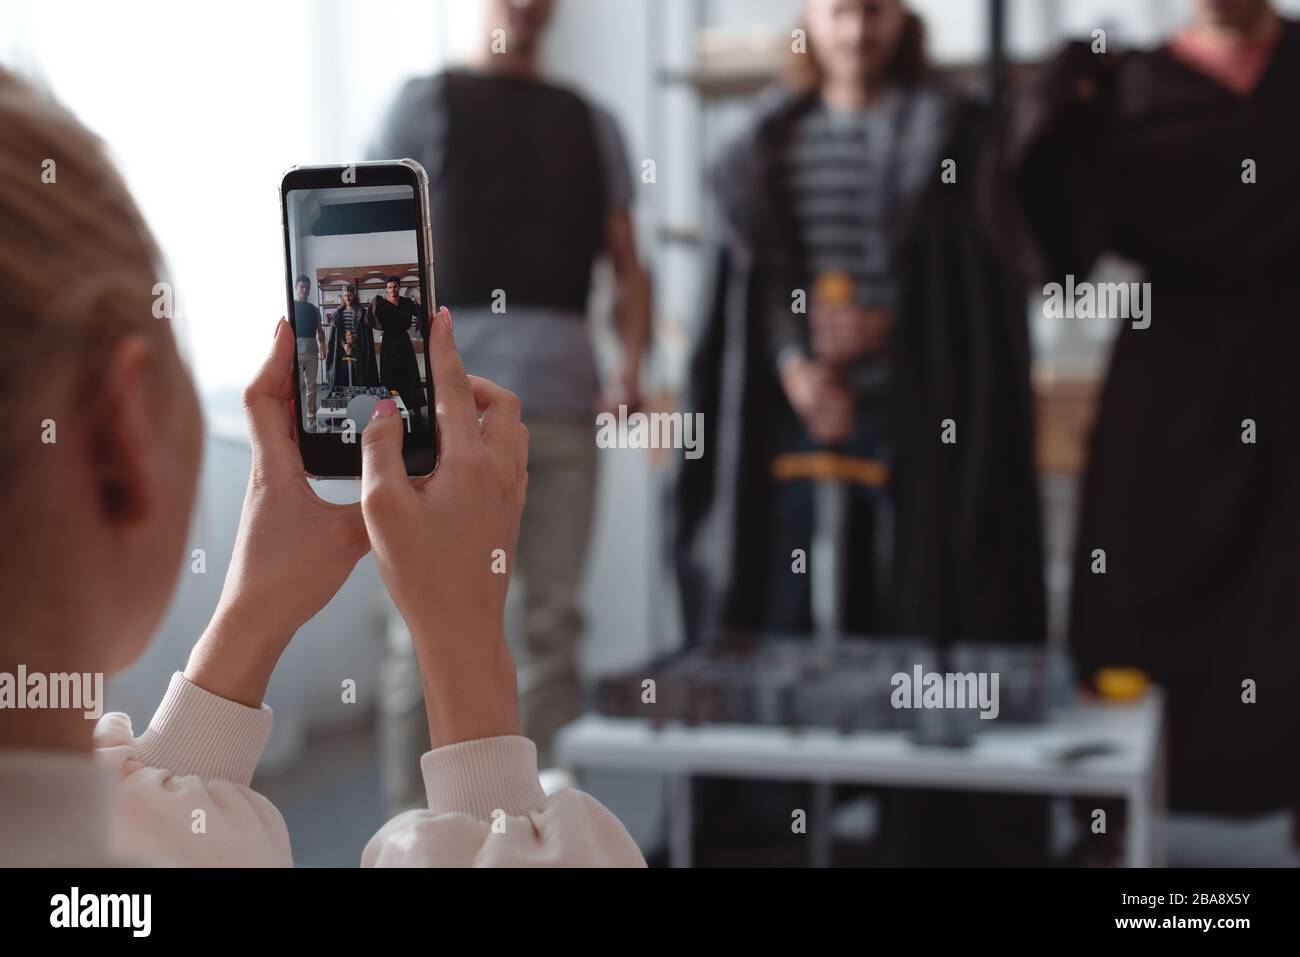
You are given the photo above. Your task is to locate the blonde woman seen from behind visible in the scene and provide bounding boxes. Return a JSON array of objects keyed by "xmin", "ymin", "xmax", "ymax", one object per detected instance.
[{"xmin": 0, "ymin": 67, "xmax": 643, "ymax": 868}]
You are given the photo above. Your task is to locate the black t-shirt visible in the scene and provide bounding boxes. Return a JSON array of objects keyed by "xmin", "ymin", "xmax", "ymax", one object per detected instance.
[
  {"xmin": 371, "ymin": 71, "xmax": 606, "ymax": 313},
  {"xmin": 292, "ymin": 300, "xmax": 321, "ymax": 339}
]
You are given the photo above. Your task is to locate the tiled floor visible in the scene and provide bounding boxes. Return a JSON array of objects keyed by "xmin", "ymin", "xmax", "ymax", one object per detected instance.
[{"xmin": 253, "ymin": 723, "xmax": 389, "ymax": 868}]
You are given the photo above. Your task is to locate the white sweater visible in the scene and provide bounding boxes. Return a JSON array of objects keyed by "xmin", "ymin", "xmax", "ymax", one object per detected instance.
[{"xmin": 0, "ymin": 673, "xmax": 645, "ymax": 868}]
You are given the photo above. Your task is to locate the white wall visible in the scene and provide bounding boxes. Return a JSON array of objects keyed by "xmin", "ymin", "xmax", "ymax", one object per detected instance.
[{"xmin": 298, "ymin": 231, "xmax": 419, "ymax": 285}]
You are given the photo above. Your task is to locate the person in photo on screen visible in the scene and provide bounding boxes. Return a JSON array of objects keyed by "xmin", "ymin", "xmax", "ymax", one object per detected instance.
[
  {"xmin": 328, "ymin": 283, "xmax": 378, "ymax": 389},
  {"xmin": 371, "ymin": 276, "xmax": 426, "ymax": 420},
  {"xmin": 291, "ymin": 273, "xmax": 327, "ymax": 430}
]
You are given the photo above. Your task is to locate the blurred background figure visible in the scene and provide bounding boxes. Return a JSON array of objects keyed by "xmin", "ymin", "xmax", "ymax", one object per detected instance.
[
  {"xmin": 992, "ymin": 0, "xmax": 1300, "ymax": 857},
  {"xmin": 678, "ymin": 0, "xmax": 1043, "ymax": 654},
  {"xmin": 369, "ymin": 0, "xmax": 652, "ymax": 810},
  {"xmin": 674, "ymin": 0, "xmax": 1045, "ymax": 865}
]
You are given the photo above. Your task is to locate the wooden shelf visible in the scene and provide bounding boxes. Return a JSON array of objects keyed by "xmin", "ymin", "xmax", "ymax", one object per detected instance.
[
  {"xmin": 657, "ymin": 66, "xmax": 774, "ymax": 99},
  {"xmin": 658, "ymin": 59, "xmax": 1042, "ymax": 100}
]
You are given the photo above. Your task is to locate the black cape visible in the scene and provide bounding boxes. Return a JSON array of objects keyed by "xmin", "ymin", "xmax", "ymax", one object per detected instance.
[
  {"xmin": 672, "ymin": 84, "xmax": 1045, "ymax": 650},
  {"xmin": 326, "ymin": 309, "xmax": 378, "ymax": 390},
  {"xmin": 372, "ymin": 296, "xmax": 426, "ymax": 414},
  {"xmin": 989, "ymin": 26, "xmax": 1300, "ymax": 814}
]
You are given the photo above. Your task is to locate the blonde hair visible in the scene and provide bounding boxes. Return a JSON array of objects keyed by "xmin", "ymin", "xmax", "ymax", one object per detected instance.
[{"xmin": 0, "ymin": 66, "xmax": 172, "ymax": 480}]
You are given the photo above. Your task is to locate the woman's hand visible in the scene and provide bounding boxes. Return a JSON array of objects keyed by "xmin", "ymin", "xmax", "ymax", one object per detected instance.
[
  {"xmin": 361, "ymin": 306, "xmax": 527, "ymax": 750},
  {"xmin": 185, "ymin": 319, "xmax": 369, "ymax": 707},
  {"xmin": 810, "ymin": 303, "xmax": 891, "ymax": 364},
  {"xmin": 598, "ymin": 360, "xmax": 643, "ymax": 415},
  {"xmin": 781, "ymin": 356, "xmax": 855, "ymax": 446}
]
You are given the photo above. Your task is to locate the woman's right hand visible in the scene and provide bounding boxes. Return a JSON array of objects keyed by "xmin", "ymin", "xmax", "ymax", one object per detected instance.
[
  {"xmin": 360, "ymin": 306, "xmax": 528, "ymax": 750},
  {"xmin": 781, "ymin": 356, "xmax": 855, "ymax": 446}
]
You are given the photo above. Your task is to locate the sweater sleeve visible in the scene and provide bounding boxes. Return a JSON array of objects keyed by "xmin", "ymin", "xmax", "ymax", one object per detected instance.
[
  {"xmin": 93, "ymin": 672, "xmax": 292, "ymax": 867},
  {"xmin": 362, "ymin": 736, "xmax": 646, "ymax": 868}
]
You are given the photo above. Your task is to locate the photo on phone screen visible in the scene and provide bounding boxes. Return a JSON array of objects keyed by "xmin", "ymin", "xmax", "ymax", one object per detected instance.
[{"xmin": 281, "ymin": 163, "xmax": 437, "ymax": 478}]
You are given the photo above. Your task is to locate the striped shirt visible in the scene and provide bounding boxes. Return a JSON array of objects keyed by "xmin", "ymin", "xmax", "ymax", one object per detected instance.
[
  {"xmin": 772, "ymin": 97, "xmax": 907, "ymax": 394},
  {"xmin": 783, "ymin": 100, "xmax": 908, "ymax": 306},
  {"xmin": 762, "ymin": 87, "xmax": 951, "ymax": 396},
  {"xmin": 332, "ymin": 306, "xmax": 361, "ymax": 336}
]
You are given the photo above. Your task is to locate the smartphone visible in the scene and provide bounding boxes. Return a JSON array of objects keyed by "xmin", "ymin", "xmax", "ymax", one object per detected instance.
[{"xmin": 280, "ymin": 160, "xmax": 437, "ymax": 479}]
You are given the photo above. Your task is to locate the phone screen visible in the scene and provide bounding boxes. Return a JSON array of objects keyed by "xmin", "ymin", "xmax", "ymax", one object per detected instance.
[{"xmin": 281, "ymin": 163, "xmax": 437, "ymax": 478}]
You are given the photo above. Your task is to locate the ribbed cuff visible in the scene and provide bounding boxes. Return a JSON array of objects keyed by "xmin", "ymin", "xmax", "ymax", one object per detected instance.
[
  {"xmin": 133, "ymin": 673, "xmax": 273, "ymax": 786},
  {"xmin": 421, "ymin": 736, "xmax": 548, "ymax": 821}
]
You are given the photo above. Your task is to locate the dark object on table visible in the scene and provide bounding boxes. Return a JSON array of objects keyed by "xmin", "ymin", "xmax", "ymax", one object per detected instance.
[{"xmin": 590, "ymin": 634, "xmax": 1050, "ymax": 732}]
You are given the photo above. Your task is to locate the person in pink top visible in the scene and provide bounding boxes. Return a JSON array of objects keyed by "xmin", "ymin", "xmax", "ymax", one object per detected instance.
[{"xmin": 0, "ymin": 65, "xmax": 643, "ymax": 868}]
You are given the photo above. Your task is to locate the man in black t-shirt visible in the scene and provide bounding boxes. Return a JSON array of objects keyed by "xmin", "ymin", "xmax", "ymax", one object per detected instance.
[
  {"xmin": 291, "ymin": 274, "xmax": 326, "ymax": 430},
  {"xmin": 369, "ymin": 0, "xmax": 652, "ymax": 814}
]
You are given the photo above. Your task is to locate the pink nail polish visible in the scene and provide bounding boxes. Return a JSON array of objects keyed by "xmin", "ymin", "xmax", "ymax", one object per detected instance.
[
  {"xmin": 443, "ymin": 307, "xmax": 453, "ymax": 332},
  {"xmin": 372, "ymin": 399, "xmax": 397, "ymax": 420}
]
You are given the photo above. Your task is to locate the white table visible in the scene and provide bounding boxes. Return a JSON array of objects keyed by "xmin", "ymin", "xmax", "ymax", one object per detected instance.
[
  {"xmin": 555, "ymin": 691, "xmax": 1165, "ymax": 868},
  {"xmin": 315, "ymin": 394, "xmax": 411, "ymax": 433}
]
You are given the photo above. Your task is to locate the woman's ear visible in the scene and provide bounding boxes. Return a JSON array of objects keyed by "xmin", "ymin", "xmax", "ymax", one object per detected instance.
[{"xmin": 88, "ymin": 334, "xmax": 160, "ymax": 526}]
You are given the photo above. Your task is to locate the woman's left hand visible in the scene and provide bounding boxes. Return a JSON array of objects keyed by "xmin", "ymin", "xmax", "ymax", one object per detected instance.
[{"xmin": 185, "ymin": 319, "xmax": 370, "ymax": 707}]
